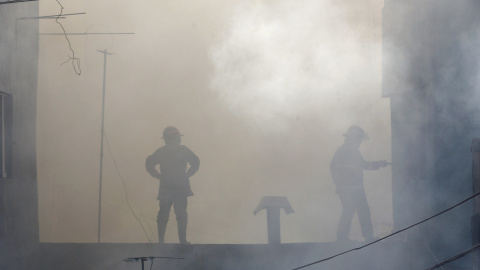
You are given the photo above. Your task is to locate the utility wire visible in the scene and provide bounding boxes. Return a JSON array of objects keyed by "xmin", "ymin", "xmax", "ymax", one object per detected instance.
[
  {"xmin": 291, "ymin": 191, "xmax": 480, "ymax": 270},
  {"xmin": 104, "ymin": 134, "xmax": 152, "ymax": 243},
  {"xmin": 425, "ymin": 243, "xmax": 480, "ymax": 270}
]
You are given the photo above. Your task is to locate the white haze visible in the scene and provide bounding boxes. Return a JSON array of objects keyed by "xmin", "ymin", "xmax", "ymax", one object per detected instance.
[
  {"xmin": 37, "ymin": 0, "xmax": 390, "ymax": 244},
  {"xmin": 211, "ymin": 1, "xmax": 374, "ymax": 129}
]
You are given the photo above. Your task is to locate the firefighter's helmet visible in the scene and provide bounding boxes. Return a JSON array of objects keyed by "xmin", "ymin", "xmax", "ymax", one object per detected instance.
[
  {"xmin": 162, "ymin": 126, "xmax": 183, "ymax": 139},
  {"xmin": 343, "ymin": 125, "xmax": 369, "ymax": 140}
]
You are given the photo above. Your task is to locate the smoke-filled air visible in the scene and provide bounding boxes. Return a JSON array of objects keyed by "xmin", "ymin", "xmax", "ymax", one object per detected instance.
[{"xmin": 37, "ymin": 0, "xmax": 391, "ymax": 244}]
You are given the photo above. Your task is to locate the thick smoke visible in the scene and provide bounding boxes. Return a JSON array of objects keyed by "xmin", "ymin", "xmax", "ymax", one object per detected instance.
[
  {"xmin": 210, "ymin": 0, "xmax": 382, "ymax": 132},
  {"xmin": 37, "ymin": 0, "xmax": 391, "ymax": 246},
  {"xmin": 209, "ymin": 0, "xmax": 391, "ymax": 242},
  {"xmin": 382, "ymin": 1, "xmax": 480, "ymax": 268}
]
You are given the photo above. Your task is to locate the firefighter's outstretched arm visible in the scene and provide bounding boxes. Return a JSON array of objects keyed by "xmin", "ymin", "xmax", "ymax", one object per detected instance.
[{"xmin": 365, "ymin": 160, "xmax": 389, "ymax": 170}]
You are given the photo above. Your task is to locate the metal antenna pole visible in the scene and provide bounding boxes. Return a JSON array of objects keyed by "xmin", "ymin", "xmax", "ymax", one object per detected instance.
[{"xmin": 97, "ymin": 49, "xmax": 112, "ymax": 243}]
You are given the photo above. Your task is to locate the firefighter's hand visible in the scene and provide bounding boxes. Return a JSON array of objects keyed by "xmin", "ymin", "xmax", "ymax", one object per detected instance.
[
  {"xmin": 371, "ymin": 160, "xmax": 387, "ymax": 168},
  {"xmin": 375, "ymin": 160, "xmax": 388, "ymax": 168}
]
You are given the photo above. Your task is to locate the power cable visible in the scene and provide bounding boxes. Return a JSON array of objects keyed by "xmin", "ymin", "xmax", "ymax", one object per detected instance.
[
  {"xmin": 425, "ymin": 243, "xmax": 480, "ymax": 270},
  {"xmin": 291, "ymin": 191, "xmax": 480, "ymax": 270},
  {"xmin": 100, "ymin": 137, "xmax": 157, "ymax": 239},
  {"xmin": 104, "ymin": 134, "xmax": 152, "ymax": 243},
  {"xmin": 138, "ymin": 209, "xmax": 156, "ymax": 240}
]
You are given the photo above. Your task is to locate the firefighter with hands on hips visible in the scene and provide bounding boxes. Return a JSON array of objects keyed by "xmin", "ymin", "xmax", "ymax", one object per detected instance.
[
  {"xmin": 330, "ymin": 125, "xmax": 388, "ymax": 243},
  {"xmin": 145, "ymin": 126, "xmax": 200, "ymax": 244}
]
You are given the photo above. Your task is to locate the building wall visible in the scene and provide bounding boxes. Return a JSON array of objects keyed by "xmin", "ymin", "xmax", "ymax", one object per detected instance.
[
  {"xmin": 383, "ymin": 0, "xmax": 480, "ymax": 268},
  {"xmin": 0, "ymin": 2, "xmax": 39, "ymax": 270}
]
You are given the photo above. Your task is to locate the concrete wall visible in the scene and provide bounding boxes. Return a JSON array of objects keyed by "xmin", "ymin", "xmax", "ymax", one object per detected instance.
[{"xmin": 0, "ymin": 2, "xmax": 39, "ymax": 270}]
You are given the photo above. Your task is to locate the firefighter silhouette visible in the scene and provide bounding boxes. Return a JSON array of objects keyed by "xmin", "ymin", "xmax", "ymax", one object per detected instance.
[
  {"xmin": 146, "ymin": 126, "xmax": 200, "ymax": 244},
  {"xmin": 330, "ymin": 126, "xmax": 388, "ymax": 242}
]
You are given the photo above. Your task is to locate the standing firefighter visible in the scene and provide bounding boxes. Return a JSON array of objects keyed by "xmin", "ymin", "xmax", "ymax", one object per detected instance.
[
  {"xmin": 145, "ymin": 126, "xmax": 200, "ymax": 244},
  {"xmin": 330, "ymin": 125, "xmax": 388, "ymax": 242}
]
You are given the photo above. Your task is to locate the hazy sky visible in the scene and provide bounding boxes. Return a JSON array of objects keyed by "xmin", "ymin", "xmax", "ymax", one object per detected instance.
[{"xmin": 37, "ymin": 0, "xmax": 390, "ymax": 244}]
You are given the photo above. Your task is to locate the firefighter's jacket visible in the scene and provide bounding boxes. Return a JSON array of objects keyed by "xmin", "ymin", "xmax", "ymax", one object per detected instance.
[
  {"xmin": 146, "ymin": 144, "xmax": 200, "ymax": 199},
  {"xmin": 330, "ymin": 143, "xmax": 380, "ymax": 189}
]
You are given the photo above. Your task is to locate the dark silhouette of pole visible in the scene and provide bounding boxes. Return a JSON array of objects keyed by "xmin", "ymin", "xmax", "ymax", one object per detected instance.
[
  {"xmin": 472, "ymin": 138, "xmax": 480, "ymax": 270},
  {"xmin": 97, "ymin": 49, "xmax": 112, "ymax": 243}
]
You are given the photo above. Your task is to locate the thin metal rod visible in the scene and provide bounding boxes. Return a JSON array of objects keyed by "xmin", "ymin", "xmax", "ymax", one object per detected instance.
[
  {"xmin": 97, "ymin": 49, "xmax": 112, "ymax": 243},
  {"xmin": 19, "ymin": 12, "xmax": 86, "ymax": 20},
  {"xmin": 40, "ymin": 32, "xmax": 135, "ymax": 35},
  {"xmin": 0, "ymin": 0, "xmax": 37, "ymax": 5}
]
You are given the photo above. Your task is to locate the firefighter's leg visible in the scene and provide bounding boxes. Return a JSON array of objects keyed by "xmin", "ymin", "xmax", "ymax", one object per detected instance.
[
  {"xmin": 157, "ymin": 197, "xmax": 173, "ymax": 243},
  {"xmin": 356, "ymin": 188, "xmax": 374, "ymax": 242},
  {"xmin": 174, "ymin": 196, "xmax": 189, "ymax": 244},
  {"xmin": 336, "ymin": 189, "xmax": 355, "ymax": 241}
]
